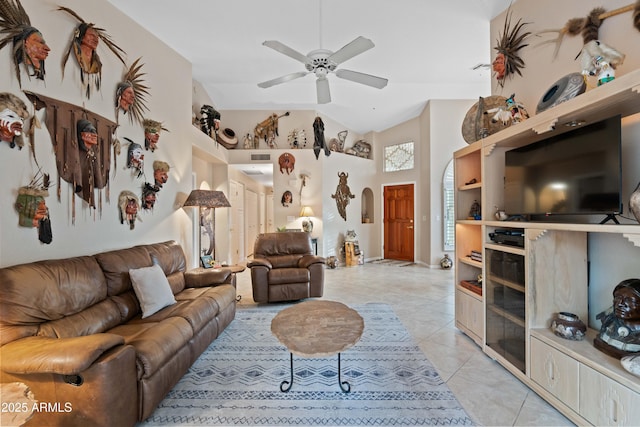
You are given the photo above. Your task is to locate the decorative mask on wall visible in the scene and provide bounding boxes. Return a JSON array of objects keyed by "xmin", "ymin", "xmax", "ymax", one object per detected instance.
[
  {"xmin": 278, "ymin": 152, "xmax": 295, "ymax": 175},
  {"xmin": 0, "ymin": 92, "xmax": 29, "ymax": 149},
  {"xmin": 493, "ymin": 8, "xmax": 531, "ymax": 87},
  {"xmin": 143, "ymin": 118, "xmax": 168, "ymax": 152},
  {"xmin": 14, "ymin": 169, "xmax": 52, "ymax": 244},
  {"xmin": 25, "ymin": 92, "xmax": 115, "ymax": 219},
  {"xmin": 58, "ymin": 6, "xmax": 126, "ymax": 98},
  {"xmin": 153, "ymin": 160, "xmax": 170, "ymax": 188},
  {"xmin": 125, "ymin": 138, "xmax": 144, "ymax": 178},
  {"xmin": 141, "ymin": 183, "xmax": 159, "ymax": 210},
  {"xmin": 115, "ymin": 57, "xmax": 149, "ymax": 125},
  {"xmin": 0, "ymin": 0, "xmax": 50, "ymax": 86},
  {"xmin": 331, "ymin": 172, "xmax": 355, "ymax": 221},
  {"xmin": 281, "ymin": 190, "xmax": 293, "ymax": 207},
  {"xmin": 312, "ymin": 116, "xmax": 330, "ymax": 159},
  {"xmin": 118, "ymin": 190, "xmax": 140, "ymax": 230}
]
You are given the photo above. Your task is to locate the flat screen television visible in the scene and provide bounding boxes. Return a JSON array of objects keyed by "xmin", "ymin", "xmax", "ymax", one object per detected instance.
[{"xmin": 504, "ymin": 115, "xmax": 622, "ymax": 221}]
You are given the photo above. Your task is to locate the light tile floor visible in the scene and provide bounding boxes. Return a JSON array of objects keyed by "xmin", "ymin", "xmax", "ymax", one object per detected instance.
[{"xmin": 234, "ymin": 262, "xmax": 575, "ymax": 427}]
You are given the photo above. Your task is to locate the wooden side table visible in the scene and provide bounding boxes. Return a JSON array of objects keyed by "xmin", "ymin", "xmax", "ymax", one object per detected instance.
[{"xmin": 271, "ymin": 300, "xmax": 364, "ymax": 392}]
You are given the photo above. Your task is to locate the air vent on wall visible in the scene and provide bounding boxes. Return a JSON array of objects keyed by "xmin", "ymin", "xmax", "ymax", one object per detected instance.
[
  {"xmin": 242, "ymin": 170, "xmax": 263, "ymax": 176},
  {"xmin": 251, "ymin": 154, "xmax": 271, "ymax": 161}
]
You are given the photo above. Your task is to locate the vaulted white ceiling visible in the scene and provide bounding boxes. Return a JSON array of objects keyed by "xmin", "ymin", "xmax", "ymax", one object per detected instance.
[{"xmin": 106, "ymin": 0, "xmax": 512, "ymax": 134}]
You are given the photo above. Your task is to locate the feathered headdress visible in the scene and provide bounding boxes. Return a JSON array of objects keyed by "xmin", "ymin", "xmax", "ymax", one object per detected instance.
[
  {"xmin": 58, "ymin": 6, "xmax": 127, "ymax": 98},
  {"xmin": 493, "ymin": 8, "xmax": 531, "ymax": 87},
  {"xmin": 115, "ymin": 57, "xmax": 150, "ymax": 126},
  {"xmin": 0, "ymin": 0, "xmax": 48, "ymax": 86}
]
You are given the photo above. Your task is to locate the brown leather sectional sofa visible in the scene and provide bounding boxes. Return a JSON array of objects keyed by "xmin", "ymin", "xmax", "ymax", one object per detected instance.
[{"xmin": 0, "ymin": 241, "xmax": 237, "ymax": 426}]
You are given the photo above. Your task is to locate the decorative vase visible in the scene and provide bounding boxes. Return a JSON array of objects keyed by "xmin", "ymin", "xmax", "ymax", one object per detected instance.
[
  {"xmin": 302, "ymin": 218, "xmax": 313, "ymax": 233},
  {"xmin": 630, "ymin": 181, "xmax": 640, "ymax": 223},
  {"xmin": 440, "ymin": 254, "xmax": 453, "ymax": 269},
  {"xmin": 326, "ymin": 256, "xmax": 338, "ymax": 269},
  {"xmin": 550, "ymin": 312, "xmax": 587, "ymax": 341}
]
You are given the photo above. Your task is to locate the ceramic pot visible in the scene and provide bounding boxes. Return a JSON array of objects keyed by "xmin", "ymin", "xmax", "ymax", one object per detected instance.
[
  {"xmin": 440, "ymin": 254, "xmax": 453, "ymax": 269},
  {"xmin": 551, "ymin": 312, "xmax": 587, "ymax": 341},
  {"xmin": 621, "ymin": 354, "xmax": 640, "ymax": 377}
]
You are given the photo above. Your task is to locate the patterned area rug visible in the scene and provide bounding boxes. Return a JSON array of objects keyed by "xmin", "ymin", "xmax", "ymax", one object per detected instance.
[{"xmin": 141, "ymin": 303, "xmax": 474, "ymax": 426}]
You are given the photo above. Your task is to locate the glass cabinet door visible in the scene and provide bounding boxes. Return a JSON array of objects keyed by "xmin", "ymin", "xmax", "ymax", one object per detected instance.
[{"xmin": 485, "ymin": 248, "xmax": 526, "ymax": 373}]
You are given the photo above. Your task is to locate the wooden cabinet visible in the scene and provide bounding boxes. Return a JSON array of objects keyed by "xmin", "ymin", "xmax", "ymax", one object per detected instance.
[
  {"xmin": 580, "ymin": 364, "xmax": 640, "ymax": 426},
  {"xmin": 485, "ymin": 245, "xmax": 526, "ymax": 373},
  {"xmin": 455, "ymin": 287, "xmax": 483, "ymax": 345},
  {"xmin": 453, "ymin": 69, "xmax": 640, "ymax": 424},
  {"xmin": 454, "ymin": 141, "xmax": 484, "ymax": 346},
  {"xmin": 530, "ymin": 336, "xmax": 580, "ymax": 412}
]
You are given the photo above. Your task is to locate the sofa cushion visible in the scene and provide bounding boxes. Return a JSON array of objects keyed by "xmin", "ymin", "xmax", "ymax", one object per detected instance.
[
  {"xmin": 142, "ymin": 241, "xmax": 187, "ymax": 294},
  {"xmin": 269, "ymin": 268, "xmax": 310, "ymax": 285},
  {"xmin": 37, "ymin": 299, "xmax": 122, "ymax": 338},
  {"xmin": 0, "ymin": 256, "xmax": 107, "ymax": 345},
  {"xmin": 129, "ymin": 264, "xmax": 176, "ymax": 318},
  {"xmin": 107, "ymin": 317, "xmax": 192, "ymax": 379},
  {"xmin": 95, "ymin": 246, "xmax": 153, "ymax": 296}
]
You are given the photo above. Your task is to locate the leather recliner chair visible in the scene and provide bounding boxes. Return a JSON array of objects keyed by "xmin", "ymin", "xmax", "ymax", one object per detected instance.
[{"xmin": 247, "ymin": 232, "xmax": 325, "ymax": 303}]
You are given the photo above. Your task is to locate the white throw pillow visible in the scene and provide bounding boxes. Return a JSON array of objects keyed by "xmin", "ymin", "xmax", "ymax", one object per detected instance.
[{"xmin": 129, "ymin": 264, "xmax": 176, "ymax": 318}]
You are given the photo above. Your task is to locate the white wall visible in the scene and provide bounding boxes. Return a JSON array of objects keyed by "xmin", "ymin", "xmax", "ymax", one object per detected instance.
[
  {"xmin": 0, "ymin": 0, "xmax": 196, "ymax": 267},
  {"xmin": 490, "ymin": 0, "xmax": 640, "ymax": 327}
]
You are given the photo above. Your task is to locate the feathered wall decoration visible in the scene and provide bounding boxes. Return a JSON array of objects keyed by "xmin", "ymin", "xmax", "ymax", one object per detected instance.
[
  {"xmin": 0, "ymin": 0, "xmax": 49, "ymax": 86},
  {"xmin": 537, "ymin": 4, "xmax": 636, "ymax": 59},
  {"xmin": 115, "ymin": 57, "xmax": 150, "ymax": 126},
  {"xmin": 492, "ymin": 8, "xmax": 532, "ymax": 87},
  {"xmin": 58, "ymin": 6, "xmax": 127, "ymax": 98}
]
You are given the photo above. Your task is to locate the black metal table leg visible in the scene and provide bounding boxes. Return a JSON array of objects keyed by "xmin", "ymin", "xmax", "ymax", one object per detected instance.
[
  {"xmin": 338, "ymin": 352, "xmax": 351, "ymax": 393},
  {"xmin": 280, "ymin": 352, "xmax": 294, "ymax": 392}
]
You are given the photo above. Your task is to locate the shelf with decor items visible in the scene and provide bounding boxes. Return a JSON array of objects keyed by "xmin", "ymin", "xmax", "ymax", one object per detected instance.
[
  {"xmin": 454, "ymin": 139, "xmax": 484, "ymax": 346},
  {"xmin": 453, "ymin": 68, "xmax": 640, "ymax": 425}
]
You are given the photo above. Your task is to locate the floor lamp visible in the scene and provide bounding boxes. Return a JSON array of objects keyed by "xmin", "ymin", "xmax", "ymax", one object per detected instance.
[{"xmin": 183, "ymin": 190, "xmax": 231, "ymax": 261}]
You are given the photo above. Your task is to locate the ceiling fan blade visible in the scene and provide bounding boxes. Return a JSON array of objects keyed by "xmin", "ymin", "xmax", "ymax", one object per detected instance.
[
  {"xmin": 328, "ymin": 36, "xmax": 375, "ymax": 65},
  {"xmin": 316, "ymin": 77, "xmax": 331, "ymax": 104},
  {"xmin": 262, "ymin": 40, "xmax": 311, "ymax": 65},
  {"xmin": 335, "ymin": 69, "xmax": 388, "ymax": 89},
  {"xmin": 258, "ymin": 71, "xmax": 309, "ymax": 88}
]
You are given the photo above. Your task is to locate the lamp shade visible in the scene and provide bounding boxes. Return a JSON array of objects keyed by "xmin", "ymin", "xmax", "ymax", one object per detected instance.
[
  {"xmin": 299, "ymin": 206, "xmax": 315, "ymax": 217},
  {"xmin": 183, "ymin": 190, "xmax": 231, "ymax": 208}
]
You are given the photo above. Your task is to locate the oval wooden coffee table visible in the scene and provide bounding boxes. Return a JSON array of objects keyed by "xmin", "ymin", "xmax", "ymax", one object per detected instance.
[{"xmin": 271, "ymin": 300, "xmax": 364, "ymax": 393}]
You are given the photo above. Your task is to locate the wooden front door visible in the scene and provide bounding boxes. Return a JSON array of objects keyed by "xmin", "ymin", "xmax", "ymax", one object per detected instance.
[{"xmin": 384, "ymin": 184, "xmax": 415, "ymax": 261}]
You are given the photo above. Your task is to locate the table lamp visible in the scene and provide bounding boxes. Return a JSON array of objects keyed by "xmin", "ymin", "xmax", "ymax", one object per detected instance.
[
  {"xmin": 299, "ymin": 206, "xmax": 314, "ymax": 233},
  {"xmin": 183, "ymin": 190, "xmax": 231, "ymax": 259}
]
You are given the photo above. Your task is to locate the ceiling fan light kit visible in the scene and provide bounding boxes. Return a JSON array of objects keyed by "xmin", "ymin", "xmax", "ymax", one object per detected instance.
[{"xmin": 258, "ymin": 36, "xmax": 388, "ymax": 104}]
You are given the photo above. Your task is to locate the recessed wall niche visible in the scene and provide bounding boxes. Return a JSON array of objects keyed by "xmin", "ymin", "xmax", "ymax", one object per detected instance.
[{"xmin": 361, "ymin": 187, "xmax": 374, "ymax": 223}]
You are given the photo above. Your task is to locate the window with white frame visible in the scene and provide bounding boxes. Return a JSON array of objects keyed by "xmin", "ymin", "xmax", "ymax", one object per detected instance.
[
  {"xmin": 443, "ymin": 160, "xmax": 455, "ymax": 251},
  {"xmin": 384, "ymin": 142, "xmax": 414, "ymax": 172}
]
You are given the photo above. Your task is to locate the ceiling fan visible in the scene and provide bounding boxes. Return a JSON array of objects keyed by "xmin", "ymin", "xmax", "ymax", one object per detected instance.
[{"xmin": 257, "ymin": 36, "xmax": 388, "ymax": 104}]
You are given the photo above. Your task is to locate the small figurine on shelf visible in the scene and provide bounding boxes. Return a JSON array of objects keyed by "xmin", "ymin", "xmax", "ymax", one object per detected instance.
[
  {"xmin": 469, "ymin": 200, "xmax": 481, "ymax": 220},
  {"xmin": 594, "ymin": 278, "xmax": 640, "ymax": 359}
]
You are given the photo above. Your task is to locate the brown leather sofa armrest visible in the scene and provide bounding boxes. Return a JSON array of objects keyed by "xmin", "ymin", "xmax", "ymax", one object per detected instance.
[
  {"xmin": 0, "ymin": 334, "xmax": 124, "ymax": 375},
  {"xmin": 247, "ymin": 258, "xmax": 272, "ymax": 269},
  {"xmin": 298, "ymin": 255, "xmax": 326, "ymax": 269},
  {"xmin": 184, "ymin": 268, "xmax": 232, "ymax": 288}
]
